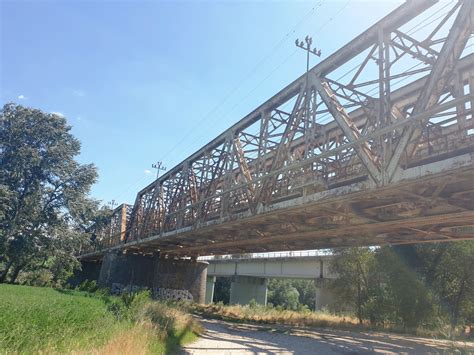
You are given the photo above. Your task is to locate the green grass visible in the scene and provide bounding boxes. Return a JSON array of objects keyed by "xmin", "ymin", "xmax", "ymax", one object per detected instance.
[
  {"xmin": 0, "ymin": 284, "xmax": 201, "ymax": 354},
  {"xmin": 0, "ymin": 284, "xmax": 127, "ymax": 353}
]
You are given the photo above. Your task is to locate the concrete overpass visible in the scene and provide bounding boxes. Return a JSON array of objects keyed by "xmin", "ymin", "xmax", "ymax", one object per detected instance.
[{"xmin": 203, "ymin": 253, "xmax": 337, "ymax": 309}]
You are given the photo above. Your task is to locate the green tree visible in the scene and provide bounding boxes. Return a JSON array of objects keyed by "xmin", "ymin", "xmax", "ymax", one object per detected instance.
[
  {"xmin": 421, "ymin": 242, "xmax": 474, "ymax": 331},
  {"xmin": 375, "ymin": 247, "xmax": 434, "ymax": 329},
  {"xmin": 267, "ymin": 279, "xmax": 300, "ymax": 310},
  {"xmin": 395, "ymin": 242, "xmax": 474, "ymax": 331},
  {"xmin": 329, "ymin": 247, "xmax": 383, "ymax": 324},
  {"xmin": 291, "ymin": 279, "xmax": 317, "ymax": 310},
  {"xmin": 0, "ymin": 103, "xmax": 98, "ymax": 284},
  {"xmin": 213, "ymin": 277, "xmax": 231, "ymax": 304}
]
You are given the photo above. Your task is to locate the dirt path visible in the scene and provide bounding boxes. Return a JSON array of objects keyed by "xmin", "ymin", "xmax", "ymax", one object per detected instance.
[{"xmin": 182, "ymin": 318, "xmax": 474, "ymax": 354}]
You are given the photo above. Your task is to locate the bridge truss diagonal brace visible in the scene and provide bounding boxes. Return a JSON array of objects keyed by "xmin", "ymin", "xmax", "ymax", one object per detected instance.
[
  {"xmin": 233, "ymin": 137, "xmax": 256, "ymax": 207},
  {"xmin": 386, "ymin": 0, "xmax": 474, "ymax": 181},
  {"xmin": 314, "ymin": 78, "xmax": 382, "ymax": 185}
]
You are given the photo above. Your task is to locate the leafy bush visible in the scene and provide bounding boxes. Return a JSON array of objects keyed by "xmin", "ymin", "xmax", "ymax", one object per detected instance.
[
  {"xmin": 76, "ymin": 279, "xmax": 98, "ymax": 293},
  {"xmin": 249, "ymin": 299, "xmax": 258, "ymax": 308}
]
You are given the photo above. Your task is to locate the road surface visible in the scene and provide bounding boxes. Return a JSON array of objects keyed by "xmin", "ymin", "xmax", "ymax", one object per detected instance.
[{"xmin": 183, "ymin": 318, "xmax": 474, "ymax": 354}]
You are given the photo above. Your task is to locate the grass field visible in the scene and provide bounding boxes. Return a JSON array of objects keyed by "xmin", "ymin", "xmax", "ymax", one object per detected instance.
[{"xmin": 0, "ymin": 284, "xmax": 201, "ymax": 354}]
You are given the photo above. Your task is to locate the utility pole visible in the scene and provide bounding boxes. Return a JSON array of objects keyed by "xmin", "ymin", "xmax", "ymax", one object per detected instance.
[
  {"xmin": 296, "ymin": 36, "xmax": 322, "ymax": 144},
  {"xmin": 108, "ymin": 199, "xmax": 117, "ymax": 210},
  {"xmin": 152, "ymin": 161, "xmax": 167, "ymax": 179},
  {"xmin": 295, "ymin": 36, "xmax": 321, "ymax": 75},
  {"xmin": 296, "ymin": 36, "xmax": 321, "ymax": 108}
]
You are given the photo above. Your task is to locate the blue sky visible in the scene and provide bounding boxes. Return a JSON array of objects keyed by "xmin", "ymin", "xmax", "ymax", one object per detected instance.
[{"xmin": 1, "ymin": 0, "xmax": 405, "ymax": 206}]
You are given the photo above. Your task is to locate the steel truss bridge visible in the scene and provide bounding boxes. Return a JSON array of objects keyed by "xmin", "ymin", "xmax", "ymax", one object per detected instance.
[{"xmin": 81, "ymin": 0, "xmax": 474, "ymax": 260}]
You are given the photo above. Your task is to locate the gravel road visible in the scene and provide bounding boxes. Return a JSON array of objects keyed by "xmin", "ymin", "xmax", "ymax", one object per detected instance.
[{"xmin": 182, "ymin": 317, "xmax": 474, "ymax": 354}]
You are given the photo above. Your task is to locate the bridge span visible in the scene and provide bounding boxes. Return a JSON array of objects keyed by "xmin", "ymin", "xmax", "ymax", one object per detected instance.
[
  {"xmin": 204, "ymin": 253, "xmax": 337, "ymax": 308},
  {"xmin": 76, "ymin": 0, "xmax": 474, "ymax": 303}
]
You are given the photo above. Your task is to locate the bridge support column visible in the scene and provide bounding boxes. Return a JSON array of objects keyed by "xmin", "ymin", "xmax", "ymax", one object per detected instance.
[
  {"xmin": 205, "ymin": 276, "xmax": 216, "ymax": 304},
  {"xmin": 69, "ymin": 260, "xmax": 102, "ymax": 287},
  {"xmin": 152, "ymin": 258, "xmax": 208, "ymax": 304},
  {"xmin": 98, "ymin": 252, "xmax": 154, "ymax": 294},
  {"xmin": 95, "ymin": 252, "xmax": 208, "ymax": 303},
  {"xmin": 229, "ymin": 276, "xmax": 267, "ymax": 306},
  {"xmin": 315, "ymin": 278, "xmax": 333, "ymax": 310}
]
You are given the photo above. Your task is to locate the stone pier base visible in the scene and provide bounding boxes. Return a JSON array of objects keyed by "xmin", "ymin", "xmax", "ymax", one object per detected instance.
[
  {"xmin": 153, "ymin": 258, "xmax": 208, "ymax": 303},
  {"xmin": 90, "ymin": 252, "xmax": 208, "ymax": 303}
]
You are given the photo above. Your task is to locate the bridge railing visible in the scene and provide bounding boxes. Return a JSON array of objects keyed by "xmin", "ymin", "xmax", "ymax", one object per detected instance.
[{"xmin": 198, "ymin": 250, "xmax": 332, "ymax": 261}]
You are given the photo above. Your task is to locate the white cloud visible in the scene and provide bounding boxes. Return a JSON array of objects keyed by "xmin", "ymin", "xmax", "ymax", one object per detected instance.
[
  {"xmin": 51, "ymin": 111, "xmax": 65, "ymax": 118},
  {"xmin": 18, "ymin": 94, "xmax": 26, "ymax": 100},
  {"xmin": 144, "ymin": 169, "xmax": 152, "ymax": 174}
]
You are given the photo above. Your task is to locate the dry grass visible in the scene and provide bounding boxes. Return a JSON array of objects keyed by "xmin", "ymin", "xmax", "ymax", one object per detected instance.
[
  {"xmin": 191, "ymin": 303, "xmax": 474, "ymax": 342},
  {"xmin": 72, "ymin": 302, "xmax": 202, "ymax": 355},
  {"xmin": 192, "ymin": 303, "xmax": 360, "ymax": 330},
  {"xmin": 73, "ymin": 325, "xmax": 152, "ymax": 355},
  {"xmin": 139, "ymin": 302, "xmax": 204, "ymax": 338}
]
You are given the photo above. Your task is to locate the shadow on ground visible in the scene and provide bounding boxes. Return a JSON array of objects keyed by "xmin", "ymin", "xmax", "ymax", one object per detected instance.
[{"xmin": 183, "ymin": 318, "xmax": 474, "ymax": 354}]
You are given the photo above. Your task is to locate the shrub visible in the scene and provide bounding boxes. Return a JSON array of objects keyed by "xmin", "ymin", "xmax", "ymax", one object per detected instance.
[{"xmin": 76, "ymin": 280, "xmax": 98, "ymax": 293}]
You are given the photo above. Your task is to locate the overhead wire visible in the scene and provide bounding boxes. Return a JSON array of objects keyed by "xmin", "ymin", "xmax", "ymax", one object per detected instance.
[
  {"xmin": 157, "ymin": 0, "xmax": 326, "ymax": 163},
  {"xmin": 112, "ymin": 0, "xmax": 463, "ymax": 204},
  {"xmin": 110, "ymin": 0, "xmax": 326, "ymax": 203},
  {"xmin": 174, "ymin": 0, "xmax": 353, "ymax": 161},
  {"xmin": 312, "ymin": 1, "xmax": 462, "ymax": 126}
]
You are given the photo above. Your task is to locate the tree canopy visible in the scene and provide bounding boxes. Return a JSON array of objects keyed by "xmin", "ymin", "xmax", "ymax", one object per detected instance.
[
  {"xmin": 329, "ymin": 243, "xmax": 474, "ymax": 333},
  {"xmin": 0, "ymin": 103, "xmax": 99, "ymax": 284}
]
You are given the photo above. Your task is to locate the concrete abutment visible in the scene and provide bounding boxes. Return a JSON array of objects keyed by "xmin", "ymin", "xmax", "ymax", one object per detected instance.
[{"xmin": 79, "ymin": 252, "xmax": 208, "ymax": 303}]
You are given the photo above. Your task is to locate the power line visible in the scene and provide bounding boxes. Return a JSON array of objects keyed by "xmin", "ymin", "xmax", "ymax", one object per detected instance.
[
  {"xmin": 155, "ymin": 0, "xmax": 326, "ymax": 164},
  {"xmin": 405, "ymin": 0, "xmax": 455, "ymax": 35},
  {"xmin": 173, "ymin": 1, "xmax": 352, "ymax": 161},
  {"xmin": 109, "ymin": 1, "xmax": 327, "ymax": 203},
  {"xmin": 112, "ymin": 0, "xmax": 460, "ymax": 204},
  {"xmin": 111, "ymin": 174, "xmax": 150, "ymax": 203}
]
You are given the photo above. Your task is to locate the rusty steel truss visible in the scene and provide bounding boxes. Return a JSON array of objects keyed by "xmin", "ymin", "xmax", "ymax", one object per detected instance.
[{"xmin": 81, "ymin": 0, "xmax": 474, "ymax": 259}]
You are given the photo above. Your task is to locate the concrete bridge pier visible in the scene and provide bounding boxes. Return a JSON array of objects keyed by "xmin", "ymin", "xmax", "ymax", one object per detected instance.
[
  {"xmin": 70, "ymin": 260, "xmax": 103, "ymax": 287},
  {"xmin": 153, "ymin": 258, "xmax": 208, "ymax": 303},
  {"xmin": 91, "ymin": 252, "xmax": 208, "ymax": 303},
  {"xmin": 97, "ymin": 252, "xmax": 154, "ymax": 294},
  {"xmin": 229, "ymin": 276, "xmax": 268, "ymax": 306},
  {"xmin": 205, "ymin": 276, "xmax": 216, "ymax": 304},
  {"xmin": 315, "ymin": 278, "xmax": 333, "ymax": 310}
]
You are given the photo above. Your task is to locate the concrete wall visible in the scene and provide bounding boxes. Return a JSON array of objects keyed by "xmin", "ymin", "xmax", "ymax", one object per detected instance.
[
  {"xmin": 70, "ymin": 260, "xmax": 103, "ymax": 287},
  {"xmin": 95, "ymin": 252, "xmax": 208, "ymax": 303},
  {"xmin": 229, "ymin": 276, "xmax": 268, "ymax": 305},
  {"xmin": 153, "ymin": 259, "xmax": 208, "ymax": 303},
  {"xmin": 98, "ymin": 253, "xmax": 154, "ymax": 293}
]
